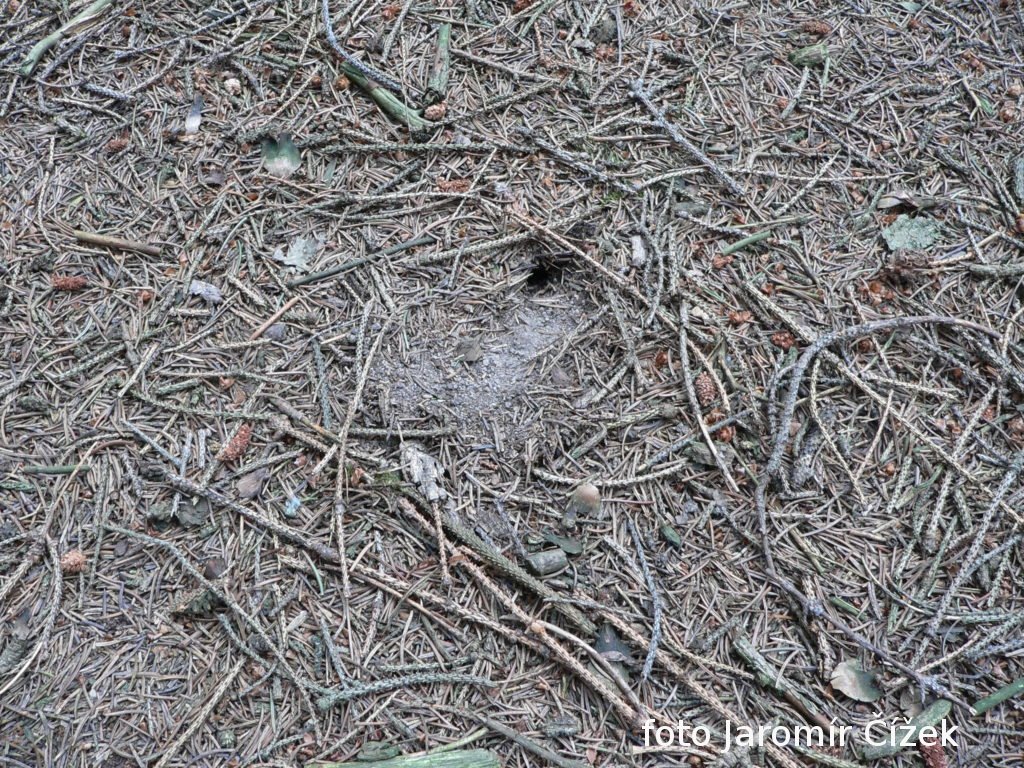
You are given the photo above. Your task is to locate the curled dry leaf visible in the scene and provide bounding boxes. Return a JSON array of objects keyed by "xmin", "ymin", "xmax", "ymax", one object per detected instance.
[
  {"xmin": 876, "ymin": 190, "xmax": 940, "ymax": 211},
  {"xmin": 51, "ymin": 275, "xmax": 88, "ymax": 291},
  {"xmin": 202, "ymin": 556, "xmax": 228, "ymax": 580},
  {"xmin": 350, "ymin": 466, "xmax": 369, "ymax": 486},
  {"xmin": 830, "ymin": 659, "xmax": 882, "ymax": 702},
  {"xmin": 236, "ymin": 468, "xmax": 268, "ymax": 499},
  {"xmin": 594, "ymin": 623, "xmax": 633, "ymax": 683},
  {"xmin": 189, "ymin": 279, "xmax": 223, "ymax": 303}
]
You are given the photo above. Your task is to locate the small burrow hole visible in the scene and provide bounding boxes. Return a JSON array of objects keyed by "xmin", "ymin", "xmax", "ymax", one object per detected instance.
[{"xmin": 526, "ymin": 259, "xmax": 562, "ymax": 290}]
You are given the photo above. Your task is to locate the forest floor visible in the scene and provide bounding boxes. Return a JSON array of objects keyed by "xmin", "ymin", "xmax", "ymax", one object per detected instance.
[{"xmin": 1, "ymin": 1, "xmax": 1024, "ymax": 767}]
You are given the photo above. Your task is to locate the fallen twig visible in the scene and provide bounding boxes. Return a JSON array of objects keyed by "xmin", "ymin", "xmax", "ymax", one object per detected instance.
[
  {"xmin": 630, "ymin": 79, "xmax": 744, "ymax": 196},
  {"xmin": 73, "ymin": 229, "xmax": 161, "ymax": 257},
  {"xmin": 286, "ymin": 235, "xmax": 435, "ymax": 288},
  {"xmin": 627, "ymin": 518, "xmax": 663, "ymax": 682},
  {"xmin": 972, "ymin": 676, "xmax": 1024, "ymax": 715},
  {"xmin": 19, "ymin": 0, "xmax": 115, "ymax": 76},
  {"xmin": 425, "ymin": 23, "xmax": 452, "ymax": 104}
]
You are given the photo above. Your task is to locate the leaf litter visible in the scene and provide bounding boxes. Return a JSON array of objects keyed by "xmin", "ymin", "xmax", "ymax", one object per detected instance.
[{"xmin": 3, "ymin": 2, "xmax": 1023, "ymax": 766}]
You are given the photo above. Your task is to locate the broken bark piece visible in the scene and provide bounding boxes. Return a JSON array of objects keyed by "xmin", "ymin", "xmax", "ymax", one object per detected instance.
[
  {"xmin": 789, "ymin": 43, "xmax": 828, "ymax": 67},
  {"xmin": 525, "ymin": 549, "xmax": 568, "ymax": 576}
]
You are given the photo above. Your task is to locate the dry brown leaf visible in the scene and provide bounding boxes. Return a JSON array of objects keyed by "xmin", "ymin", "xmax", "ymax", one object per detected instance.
[
  {"xmin": 236, "ymin": 468, "xmax": 268, "ymax": 499},
  {"xmin": 830, "ymin": 659, "xmax": 882, "ymax": 702}
]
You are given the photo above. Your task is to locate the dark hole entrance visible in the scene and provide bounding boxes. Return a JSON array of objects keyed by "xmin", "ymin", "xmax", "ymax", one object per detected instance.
[{"xmin": 526, "ymin": 259, "xmax": 562, "ymax": 290}]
